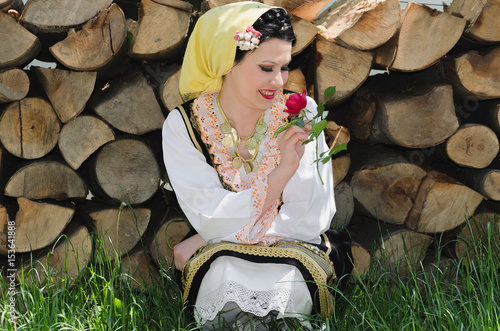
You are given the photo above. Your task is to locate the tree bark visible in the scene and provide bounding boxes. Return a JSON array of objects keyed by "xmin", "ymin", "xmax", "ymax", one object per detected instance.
[
  {"xmin": 315, "ymin": 0, "xmax": 400, "ymax": 51},
  {"xmin": 442, "ymin": 45, "xmax": 500, "ymax": 99},
  {"xmin": 464, "ymin": 0, "xmax": 500, "ymax": 43},
  {"xmin": 0, "ymin": 68, "xmax": 29, "ymax": 103},
  {"xmin": 129, "ymin": 0, "xmax": 193, "ymax": 61},
  {"xmin": 90, "ymin": 138, "xmax": 161, "ymax": 205},
  {"xmin": 20, "ymin": 0, "xmax": 113, "ymax": 33},
  {"xmin": 405, "ymin": 170, "xmax": 484, "ymax": 233},
  {"xmin": 375, "ymin": 2, "xmax": 466, "ymax": 72},
  {"xmin": 90, "ymin": 69, "xmax": 166, "ymax": 135},
  {"xmin": 0, "ymin": 97, "xmax": 61, "ymax": 159},
  {"xmin": 0, "ymin": 12, "xmax": 40, "ymax": 69},
  {"xmin": 49, "ymin": 4, "xmax": 128, "ymax": 72},
  {"xmin": 0, "ymin": 197, "xmax": 75, "ymax": 254},
  {"xmin": 34, "ymin": 67, "xmax": 97, "ymax": 123},
  {"xmin": 88, "ymin": 207, "xmax": 150, "ymax": 261},
  {"xmin": 311, "ymin": 34, "xmax": 373, "ymax": 105},
  {"xmin": 346, "ymin": 76, "xmax": 459, "ymax": 148},
  {"xmin": 58, "ymin": 115, "xmax": 115, "ymax": 170},
  {"xmin": 4, "ymin": 160, "xmax": 88, "ymax": 200}
]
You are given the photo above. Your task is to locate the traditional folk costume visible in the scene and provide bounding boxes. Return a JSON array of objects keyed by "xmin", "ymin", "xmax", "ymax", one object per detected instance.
[{"xmin": 161, "ymin": 2, "xmax": 352, "ymax": 328}]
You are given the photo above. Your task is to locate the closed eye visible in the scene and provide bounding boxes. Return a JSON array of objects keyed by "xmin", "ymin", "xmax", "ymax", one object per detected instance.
[{"xmin": 259, "ymin": 65, "xmax": 273, "ymax": 72}]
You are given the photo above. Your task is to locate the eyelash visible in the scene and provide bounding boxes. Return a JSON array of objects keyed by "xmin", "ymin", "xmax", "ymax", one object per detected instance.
[{"xmin": 259, "ymin": 66, "xmax": 290, "ymax": 72}]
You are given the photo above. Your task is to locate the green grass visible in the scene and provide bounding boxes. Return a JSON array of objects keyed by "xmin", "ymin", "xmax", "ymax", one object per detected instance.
[{"xmin": 1, "ymin": 216, "xmax": 499, "ymax": 331}]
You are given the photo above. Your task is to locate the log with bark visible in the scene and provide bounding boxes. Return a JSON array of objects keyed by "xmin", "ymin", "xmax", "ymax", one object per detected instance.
[
  {"xmin": 119, "ymin": 245, "xmax": 160, "ymax": 288},
  {"xmin": 0, "ymin": 97, "xmax": 61, "ymax": 159},
  {"xmin": 433, "ymin": 123, "xmax": 499, "ymax": 169},
  {"xmin": 331, "ymin": 181, "xmax": 354, "ymax": 229},
  {"xmin": 350, "ymin": 241, "xmax": 370, "ymax": 279},
  {"xmin": 34, "ymin": 67, "xmax": 97, "ymax": 123},
  {"xmin": 0, "ymin": 198, "xmax": 75, "ymax": 254},
  {"xmin": 432, "ymin": 161, "xmax": 500, "ymax": 201},
  {"xmin": 16, "ymin": 222, "xmax": 92, "ymax": 287},
  {"xmin": 90, "ymin": 69, "xmax": 166, "ymax": 135},
  {"xmin": 0, "ymin": 12, "xmax": 40, "ymax": 69},
  {"xmin": 129, "ymin": 0, "xmax": 193, "ymax": 61},
  {"xmin": 445, "ymin": 0, "xmax": 487, "ymax": 31},
  {"xmin": 444, "ymin": 208, "xmax": 500, "ymax": 264},
  {"xmin": 345, "ymin": 75, "xmax": 460, "ymax": 148},
  {"xmin": 87, "ymin": 206, "xmax": 150, "ymax": 261},
  {"xmin": 310, "ymin": 34, "xmax": 373, "ymax": 105},
  {"xmin": 20, "ymin": 0, "xmax": 114, "ymax": 33},
  {"xmin": 405, "ymin": 170, "xmax": 484, "ymax": 233},
  {"xmin": 314, "ymin": 0, "xmax": 401, "ymax": 51},
  {"xmin": 464, "ymin": 0, "xmax": 500, "ymax": 43},
  {"xmin": 0, "ymin": 68, "xmax": 30, "ymax": 103},
  {"xmin": 160, "ymin": 66, "xmax": 184, "ymax": 112},
  {"xmin": 349, "ymin": 143, "xmax": 427, "ymax": 225},
  {"xmin": 87, "ymin": 138, "xmax": 161, "ymax": 205},
  {"xmin": 49, "ymin": 4, "xmax": 128, "ymax": 73},
  {"xmin": 4, "ymin": 160, "xmax": 88, "ymax": 200},
  {"xmin": 348, "ymin": 215, "xmax": 433, "ymax": 277},
  {"xmin": 442, "ymin": 45, "xmax": 500, "ymax": 100},
  {"xmin": 375, "ymin": 2, "xmax": 466, "ymax": 72},
  {"xmin": 149, "ymin": 212, "xmax": 191, "ymax": 270},
  {"xmin": 58, "ymin": 115, "xmax": 115, "ymax": 170}
]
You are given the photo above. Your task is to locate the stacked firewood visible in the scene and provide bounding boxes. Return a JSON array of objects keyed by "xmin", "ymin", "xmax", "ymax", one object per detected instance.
[{"xmin": 1, "ymin": 0, "xmax": 499, "ymax": 287}]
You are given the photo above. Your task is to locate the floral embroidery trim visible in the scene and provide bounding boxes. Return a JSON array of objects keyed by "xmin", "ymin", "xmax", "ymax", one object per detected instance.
[{"xmin": 191, "ymin": 91, "xmax": 289, "ymax": 246}]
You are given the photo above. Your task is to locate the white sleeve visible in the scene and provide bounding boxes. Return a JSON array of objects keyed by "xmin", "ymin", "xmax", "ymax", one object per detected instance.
[
  {"xmin": 162, "ymin": 110, "xmax": 253, "ymax": 243},
  {"xmin": 266, "ymin": 96, "xmax": 335, "ymax": 244}
]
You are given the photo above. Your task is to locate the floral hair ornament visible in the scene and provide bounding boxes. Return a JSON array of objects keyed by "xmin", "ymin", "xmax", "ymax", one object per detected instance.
[{"xmin": 234, "ymin": 26, "xmax": 262, "ymax": 51}]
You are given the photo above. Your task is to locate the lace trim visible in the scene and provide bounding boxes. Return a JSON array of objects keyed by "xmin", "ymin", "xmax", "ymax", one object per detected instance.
[
  {"xmin": 191, "ymin": 91, "xmax": 289, "ymax": 246},
  {"xmin": 195, "ymin": 280, "xmax": 292, "ymax": 324}
]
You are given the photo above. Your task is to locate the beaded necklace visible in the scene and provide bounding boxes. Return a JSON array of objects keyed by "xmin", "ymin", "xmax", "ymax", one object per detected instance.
[{"xmin": 216, "ymin": 94, "xmax": 268, "ymax": 173}]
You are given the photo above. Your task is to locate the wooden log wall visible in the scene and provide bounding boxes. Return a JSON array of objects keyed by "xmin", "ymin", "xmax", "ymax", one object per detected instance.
[{"xmin": 1, "ymin": 0, "xmax": 499, "ymax": 286}]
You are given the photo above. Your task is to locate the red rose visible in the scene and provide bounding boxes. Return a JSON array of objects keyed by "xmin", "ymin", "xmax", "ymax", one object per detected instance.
[{"xmin": 285, "ymin": 90, "xmax": 307, "ymax": 115}]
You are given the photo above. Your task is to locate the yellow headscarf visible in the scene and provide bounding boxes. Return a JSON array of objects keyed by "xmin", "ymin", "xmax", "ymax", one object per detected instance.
[{"xmin": 179, "ymin": 2, "xmax": 276, "ymax": 101}]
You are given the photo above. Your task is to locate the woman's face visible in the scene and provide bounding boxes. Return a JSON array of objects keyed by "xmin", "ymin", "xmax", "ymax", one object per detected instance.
[{"xmin": 225, "ymin": 38, "xmax": 292, "ymax": 111}]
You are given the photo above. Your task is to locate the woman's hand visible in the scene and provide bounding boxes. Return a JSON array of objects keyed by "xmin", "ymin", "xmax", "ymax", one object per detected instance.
[
  {"xmin": 173, "ymin": 234, "xmax": 207, "ymax": 270},
  {"xmin": 277, "ymin": 123, "xmax": 310, "ymax": 173}
]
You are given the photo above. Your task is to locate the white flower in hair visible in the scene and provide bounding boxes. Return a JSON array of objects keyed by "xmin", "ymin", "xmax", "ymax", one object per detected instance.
[{"xmin": 233, "ymin": 26, "xmax": 262, "ymax": 51}]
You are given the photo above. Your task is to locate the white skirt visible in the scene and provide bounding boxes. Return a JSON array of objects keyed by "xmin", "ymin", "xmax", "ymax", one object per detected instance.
[{"xmin": 194, "ymin": 256, "xmax": 313, "ymax": 328}]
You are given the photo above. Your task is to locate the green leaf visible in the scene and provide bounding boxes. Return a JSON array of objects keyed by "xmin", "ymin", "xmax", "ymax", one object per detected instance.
[
  {"xmin": 273, "ymin": 123, "xmax": 289, "ymax": 137},
  {"xmin": 317, "ymin": 103, "xmax": 325, "ymax": 118},
  {"xmin": 312, "ymin": 119, "xmax": 328, "ymax": 137},
  {"xmin": 324, "ymin": 86, "xmax": 336, "ymax": 100},
  {"xmin": 329, "ymin": 143, "xmax": 347, "ymax": 156}
]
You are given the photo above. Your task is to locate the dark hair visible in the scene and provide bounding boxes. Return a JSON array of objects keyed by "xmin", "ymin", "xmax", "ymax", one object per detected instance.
[{"xmin": 234, "ymin": 8, "xmax": 296, "ymax": 63}]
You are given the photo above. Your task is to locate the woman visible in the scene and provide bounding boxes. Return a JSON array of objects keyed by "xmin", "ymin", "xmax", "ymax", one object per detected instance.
[{"xmin": 162, "ymin": 2, "xmax": 352, "ymax": 329}]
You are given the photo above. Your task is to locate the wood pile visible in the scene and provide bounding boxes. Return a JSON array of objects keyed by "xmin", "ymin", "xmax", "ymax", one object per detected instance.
[{"xmin": 1, "ymin": 0, "xmax": 499, "ymax": 287}]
